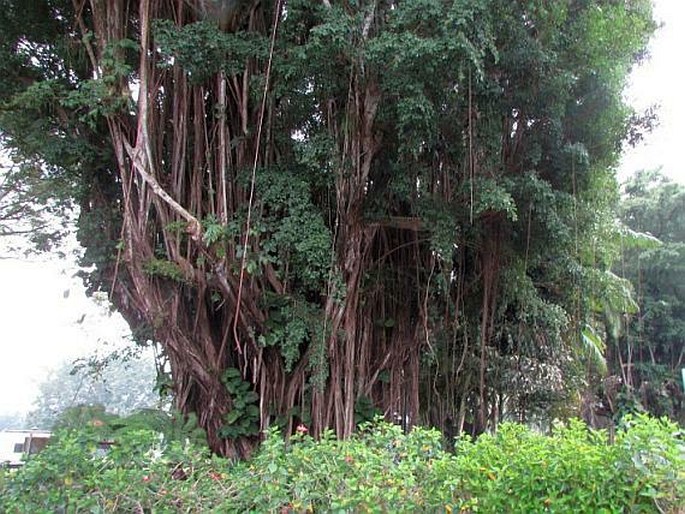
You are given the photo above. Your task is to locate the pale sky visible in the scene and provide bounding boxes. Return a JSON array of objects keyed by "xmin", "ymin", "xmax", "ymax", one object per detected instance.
[
  {"xmin": 0, "ymin": 0, "xmax": 683, "ymax": 419},
  {"xmin": 0, "ymin": 251, "xmax": 132, "ymax": 415},
  {"xmin": 619, "ymin": 0, "xmax": 685, "ymax": 184}
]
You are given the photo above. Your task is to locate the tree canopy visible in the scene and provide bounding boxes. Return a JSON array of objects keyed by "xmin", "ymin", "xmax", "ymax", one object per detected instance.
[
  {"xmin": 608, "ymin": 170, "xmax": 685, "ymax": 423},
  {"xmin": 26, "ymin": 353, "xmax": 160, "ymax": 429},
  {"xmin": 0, "ymin": 155, "xmax": 72, "ymax": 252},
  {"xmin": 0, "ymin": 0, "xmax": 656, "ymax": 456}
]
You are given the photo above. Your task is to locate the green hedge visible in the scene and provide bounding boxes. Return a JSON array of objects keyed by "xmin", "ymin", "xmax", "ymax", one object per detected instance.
[{"xmin": 1, "ymin": 414, "xmax": 682, "ymax": 513}]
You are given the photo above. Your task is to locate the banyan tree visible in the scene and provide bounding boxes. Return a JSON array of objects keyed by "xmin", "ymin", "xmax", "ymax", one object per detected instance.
[{"xmin": 0, "ymin": 0, "xmax": 654, "ymax": 457}]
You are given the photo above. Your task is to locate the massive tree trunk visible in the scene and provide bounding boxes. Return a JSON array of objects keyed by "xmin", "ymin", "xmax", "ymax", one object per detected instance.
[
  {"xmin": 75, "ymin": 0, "xmax": 400, "ymax": 456},
  {"xmin": 78, "ymin": 0, "xmax": 276, "ymax": 456},
  {"xmin": 75, "ymin": 0, "xmax": 495, "ymax": 455}
]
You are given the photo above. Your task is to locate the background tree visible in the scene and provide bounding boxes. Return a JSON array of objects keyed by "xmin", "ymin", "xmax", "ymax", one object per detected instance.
[
  {"xmin": 0, "ymin": 156, "xmax": 72, "ymax": 253},
  {"xmin": 26, "ymin": 353, "xmax": 160, "ymax": 429},
  {"xmin": 0, "ymin": 0, "xmax": 655, "ymax": 456},
  {"xmin": 609, "ymin": 169, "xmax": 685, "ymax": 423},
  {"xmin": 0, "ymin": 412, "xmax": 25, "ymax": 431}
]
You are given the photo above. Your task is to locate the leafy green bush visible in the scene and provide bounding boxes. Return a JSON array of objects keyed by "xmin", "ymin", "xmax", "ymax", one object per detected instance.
[
  {"xmin": 0, "ymin": 426, "xmax": 233, "ymax": 513},
  {"xmin": 1, "ymin": 414, "xmax": 682, "ymax": 513},
  {"xmin": 441, "ymin": 416, "xmax": 683, "ymax": 513}
]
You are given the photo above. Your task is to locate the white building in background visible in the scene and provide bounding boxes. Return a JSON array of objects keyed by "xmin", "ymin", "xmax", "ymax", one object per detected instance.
[{"xmin": 0, "ymin": 429, "xmax": 51, "ymax": 467}]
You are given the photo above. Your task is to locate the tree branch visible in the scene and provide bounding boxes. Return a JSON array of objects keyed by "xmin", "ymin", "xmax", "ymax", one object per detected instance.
[{"xmin": 123, "ymin": 140, "xmax": 202, "ymax": 241}]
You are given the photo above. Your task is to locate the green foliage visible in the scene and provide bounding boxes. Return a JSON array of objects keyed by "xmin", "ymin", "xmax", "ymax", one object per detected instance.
[
  {"xmin": 154, "ymin": 20, "xmax": 268, "ymax": 82},
  {"xmin": 447, "ymin": 415, "xmax": 684, "ymax": 513},
  {"xmin": 354, "ymin": 395, "xmax": 381, "ymax": 426},
  {"xmin": 219, "ymin": 368, "xmax": 260, "ymax": 439},
  {"xmin": 255, "ymin": 167, "xmax": 332, "ymax": 293},
  {"xmin": 585, "ymin": 268, "xmax": 639, "ymax": 316},
  {"xmin": 61, "ymin": 38, "xmax": 137, "ymax": 126},
  {"xmin": 580, "ymin": 324, "xmax": 608, "ymax": 375},
  {"xmin": 143, "ymin": 257, "xmax": 188, "ymax": 283},
  {"xmin": 471, "ymin": 177, "xmax": 518, "ymax": 221},
  {"xmin": 258, "ymin": 294, "xmax": 322, "ymax": 373},
  {"xmin": 201, "ymin": 214, "xmax": 227, "ymax": 246},
  {"xmin": 117, "ymin": 409, "xmax": 208, "ymax": 450},
  {"xmin": 2, "ymin": 416, "xmax": 682, "ymax": 513}
]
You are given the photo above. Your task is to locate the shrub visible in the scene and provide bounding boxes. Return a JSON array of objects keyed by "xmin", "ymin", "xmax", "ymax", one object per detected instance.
[{"xmin": 1, "ymin": 414, "xmax": 682, "ymax": 513}]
